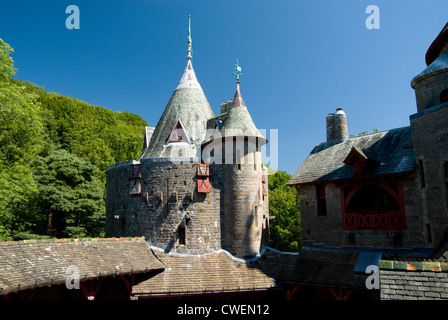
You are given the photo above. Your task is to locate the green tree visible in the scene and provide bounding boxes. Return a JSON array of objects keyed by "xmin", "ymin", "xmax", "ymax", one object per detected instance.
[
  {"xmin": 268, "ymin": 170, "xmax": 302, "ymax": 252},
  {"xmin": 30, "ymin": 150, "xmax": 105, "ymax": 238},
  {"xmin": 0, "ymin": 39, "xmax": 45, "ymax": 240}
]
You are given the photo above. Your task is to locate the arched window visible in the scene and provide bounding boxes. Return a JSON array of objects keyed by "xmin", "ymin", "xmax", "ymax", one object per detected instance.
[
  {"xmin": 345, "ymin": 185, "xmax": 399, "ymax": 213},
  {"xmin": 440, "ymin": 88, "xmax": 448, "ymax": 104},
  {"xmin": 341, "ymin": 182, "xmax": 406, "ymax": 230}
]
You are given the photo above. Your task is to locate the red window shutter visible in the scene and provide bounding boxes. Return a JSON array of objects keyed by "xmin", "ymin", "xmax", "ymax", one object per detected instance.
[
  {"xmin": 262, "ymin": 182, "xmax": 267, "ymax": 196},
  {"xmin": 197, "ymin": 177, "xmax": 210, "ymax": 193},
  {"xmin": 197, "ymin": 164, "xmax": 209, "ymax": 176}
]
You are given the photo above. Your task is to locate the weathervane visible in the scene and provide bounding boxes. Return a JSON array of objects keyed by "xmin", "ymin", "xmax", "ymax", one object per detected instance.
[
  {"xmin": 233, "ymin": 59, "xmax": 243, "ymax": 82},
  {"xmin": 187, "ymin": 15, "xmax": 192, "ymax": 60}
]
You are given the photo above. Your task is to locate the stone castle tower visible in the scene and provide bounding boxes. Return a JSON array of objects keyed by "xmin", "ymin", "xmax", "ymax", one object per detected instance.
[
  {"xmin": 105, "ymin": 17, "xmax": 269, "ymax": 259},
  {"xmin": 410, "ymin": 22, "xmax": 448, "ymax": 245}
]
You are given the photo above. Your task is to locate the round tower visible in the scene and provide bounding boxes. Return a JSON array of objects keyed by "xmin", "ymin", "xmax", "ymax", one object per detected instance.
[
  {"xmin": 411, "ymin": 22, "xmax": 448, "ymax": 111},
  {"xmin": 203, "ymin": 60, "xmax": 269, "ymax": 258},
  {"xmin": 410, "ymin": 21, "xmax": 448, "ymax": 247}
]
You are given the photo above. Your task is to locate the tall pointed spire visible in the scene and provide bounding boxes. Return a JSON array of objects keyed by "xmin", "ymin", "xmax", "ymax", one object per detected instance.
[
  {"xmin": 175, "ymin": 15, "xmax": 201, "ymax": 91},
  {"xmin": 232, "ymin": 59, "xmax": 246, "ymax": 108},
  {"xmin": 141, "ymin": 14, "xmax": 214, "ymax": 159},
  {"xmin": 187, "ymin": 15, "xmax": 192, "ymax": 60}
]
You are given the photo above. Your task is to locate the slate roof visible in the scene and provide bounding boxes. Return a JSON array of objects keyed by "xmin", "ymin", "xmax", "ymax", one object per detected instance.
[
  {"xmin": 140, "ymin": 60, "xmax": 215, "ymax": 159},
  {"xmin": 0, "ymin": 237, "xmax": 165, "ymax": 295},
  {"xmin": 287, "ymin": 126, "xmax": 415, "ymax": 186},
  {"xmin": 132, "ymin": 246, "xmax": 370, "ymax": 297},
  {"xmin": 201, "ymin": 83, "xmax": 267, "ymax": 146},
  {"xmin": 258, "ymin": 248, "xmax": 368, "ymax": 290},
  {"xmin": 425, "ymin": 21, "xmax": 448, "ymax": 66},
  {"xmin": 412, "ymin": 52, "xmax": 448, "ymax": 88},
  {"xmin": 132, "ymin": 248, "xmax": 278, "ymax": 296}
]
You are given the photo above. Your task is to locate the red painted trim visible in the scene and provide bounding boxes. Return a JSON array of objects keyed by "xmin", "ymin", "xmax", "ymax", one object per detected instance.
[
  {"xmin": 340, "ymin": 179, "xmax": 407, "ymax": 231},
  {"xmin": 329, "ymin": 287, "xmax": 352, "ymax": 300}
]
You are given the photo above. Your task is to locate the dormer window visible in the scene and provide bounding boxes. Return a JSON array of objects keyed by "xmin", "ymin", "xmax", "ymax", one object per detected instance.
[
  {"xmin": 344, "ymin": 146, "xmax": 380, "ymax": 175},
  {"xmin": 167, "ymin": 119, "xmax": 190, "ymax": 144}
]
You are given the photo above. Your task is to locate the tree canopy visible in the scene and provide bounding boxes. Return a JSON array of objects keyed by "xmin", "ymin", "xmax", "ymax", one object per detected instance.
[
  {"xmin": 0, "ymin": 38, "xmax": 148, "ymax": 240},
  {"xmin": 268, "ymin": 170, "xmax": 302, "ymax": 252}
]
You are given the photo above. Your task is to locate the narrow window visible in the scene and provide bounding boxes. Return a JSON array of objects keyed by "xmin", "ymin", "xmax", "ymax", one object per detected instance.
[
  {"xmin": 237, "ymin": 150, "xmax": 241, "ymax": 171},
  {"xmin": 316, "ymin": 184, "xmax": 327, "ymax": 216},
  {"xmin": 418, "ymin": 159, "xmax": 426, "ymax": 189},
  {"xmin": 254, "ymin": 206, "xmax": 259, "ymax": 224},
  {"xmin": 254, "ymin": 151, "xmax": 257, "ymax": 171},
  {"xmin": 426, "ymin": 223, "xmax": 432, "ymax": 244},
  {"xmin": 444, "ymin": 161, "xmax": 448, "ymax": 180},
  {"xmin": 440, "ymin": 88, "xmax": 448, "ymax": 104},
  {"xmin": 178, "ymin": 223, "xmax": 186, "ymax": 246}
]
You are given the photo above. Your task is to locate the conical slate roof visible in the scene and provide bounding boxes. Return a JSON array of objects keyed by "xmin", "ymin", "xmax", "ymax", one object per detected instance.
[
  {"xmin": 411, "ymin": 21, "xmax": 448, "ymax": 88},
  {"xmin": 202, "ymin": 82, "xmax": 267, "ymax": 146},
  {"xmin": 140, "ymin": 59, "xmax": 215, "ymax": 159},
  {"xmin": 425, "ymin": 21, "xmax": 448, "ymax": 66},
  {"xmin": 411, "ymin": 52, "xmax": 448, "ymax": 88}
]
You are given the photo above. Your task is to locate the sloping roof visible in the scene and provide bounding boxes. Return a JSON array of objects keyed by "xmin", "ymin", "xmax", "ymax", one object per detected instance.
[
  {"xmin": 287, "ymin": 126, "xmax": 415, "ymax": 186},
  {"xmin": 425, "ymin": 21, "xmax": 448, "ymax": 66},
  {"xmin": 257, "ymin": 248, "xmax": 367, "ymax": 290},
  {"xmin": 0, "ymin": 237, "xmax": 165, "ymax": 295},
  {"xmin": 132, "ymin": 246, "xmax": 371, "ymax": 297},
  {"xmin": 201, "ymin": 84, "xmax": 266, "ymax": 146},
  {"xmin": 141, "ymin": 60, "xmax": 215, "ymax": 159},
  {"xmin": 412, "ymin": 52, "xmax": 448, "ymax": 88},
  {"xmin": 132, "ymin": 248, "xmax": 278, "ymax": 296}
]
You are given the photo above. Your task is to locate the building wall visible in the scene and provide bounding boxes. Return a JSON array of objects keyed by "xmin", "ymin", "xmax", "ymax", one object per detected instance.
[
  {"xmin": 298, "ymin": 176, "xmax": 427, "ymax": 249},
  {"xmin": 298, "ymin": 183, "xmax": 343, "ymax": 247},
  {"xmin": 106, "ymin": 154, "xmax": 269, "ymax": 257},
  {"xmin": 106, "ymin": 159, "xmax": 222, "ymax": 253},
  {"xmin": 410, "ymin": 102, "xmax": 448, "ymax": 247},
  {"xmin": 221, "ymin": 148, "xmax": 269, "ymax": 258},
  {"xmin": 413, "ymin": 72, "xmax": 448, "ymax": 112}
]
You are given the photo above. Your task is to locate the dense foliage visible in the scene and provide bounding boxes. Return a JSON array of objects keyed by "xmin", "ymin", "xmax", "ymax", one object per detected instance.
[
  {"xmin": 268, "ymin": 170, "xmax": 302, "ymax": 252},
  {"xmin": 0, "ymin": 39, "xmax": 147, "ymax": 240}
]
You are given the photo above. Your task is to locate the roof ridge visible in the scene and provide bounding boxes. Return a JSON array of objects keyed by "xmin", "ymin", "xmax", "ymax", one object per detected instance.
[{"xmin": 0, "ymin": 236, "xmax": 145, "ymax": 246}]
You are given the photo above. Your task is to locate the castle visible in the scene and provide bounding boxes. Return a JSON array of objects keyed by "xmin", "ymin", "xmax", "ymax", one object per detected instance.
[
  {"xmin": 2, "ymin": 18, "xmax": 448, "ymax": 302},
  {"xmin": 105, "ymin": 17, "xmax": 269, "ymax": 259}
]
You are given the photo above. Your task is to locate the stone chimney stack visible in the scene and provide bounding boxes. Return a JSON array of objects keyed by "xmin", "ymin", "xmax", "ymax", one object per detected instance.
[{"xmin": 326, "ymin": 108, "xmax": 348, "ymax": 143}]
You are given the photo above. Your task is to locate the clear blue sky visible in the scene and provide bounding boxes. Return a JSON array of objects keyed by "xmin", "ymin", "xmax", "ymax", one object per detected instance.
[{"xmin": 0, "ymin": 0, "xmax": 446, "ymax": 174}]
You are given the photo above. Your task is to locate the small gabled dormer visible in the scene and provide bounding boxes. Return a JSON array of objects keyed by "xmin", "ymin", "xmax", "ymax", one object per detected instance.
[
  {"xmin": 167, "ymin": 119, "xmax": 191, "ymax": 144},
  {"xmin": 344, "ymin": 146, "xmax": 380, "ymax": 175}
]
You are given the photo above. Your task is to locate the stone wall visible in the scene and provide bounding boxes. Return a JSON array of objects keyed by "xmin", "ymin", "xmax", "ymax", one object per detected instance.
[
  {"xmin": 105, "ymin": 154, "xmax": 269, "ymax": 257},
  {"xmin": 410, "ymin": 102, "xmax": 448, "ymax": 247},
  {"xmin": 106, "ymin": 159, "xmax": 222, "ymax": 253},
  {"xmin": 413, "ymin": 72, "xmax": 448, "ymax": 112},
  {"xmin": 298, "ymin": 183, "xmax": 342, "ymax": 247},
  {"xmin": 221, "ymin": 149, "xmax": 269, "ymax": 258},
  {"xmin": 298, "ymin": 175, "xmax": 427, "ymax": 249}
]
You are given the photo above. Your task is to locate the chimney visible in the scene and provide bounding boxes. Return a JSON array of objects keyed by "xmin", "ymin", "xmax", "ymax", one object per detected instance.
[
  {"xmin": 326, "ymin": 113, "xmax": 335, "ymax": 143},
  {"xmin": 220, "ymin": 99, "xmax": 233, "ymax": 114},
  {"xmin": 326, "ymin": 108, "xmax": 348, "ymax": 144}
]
